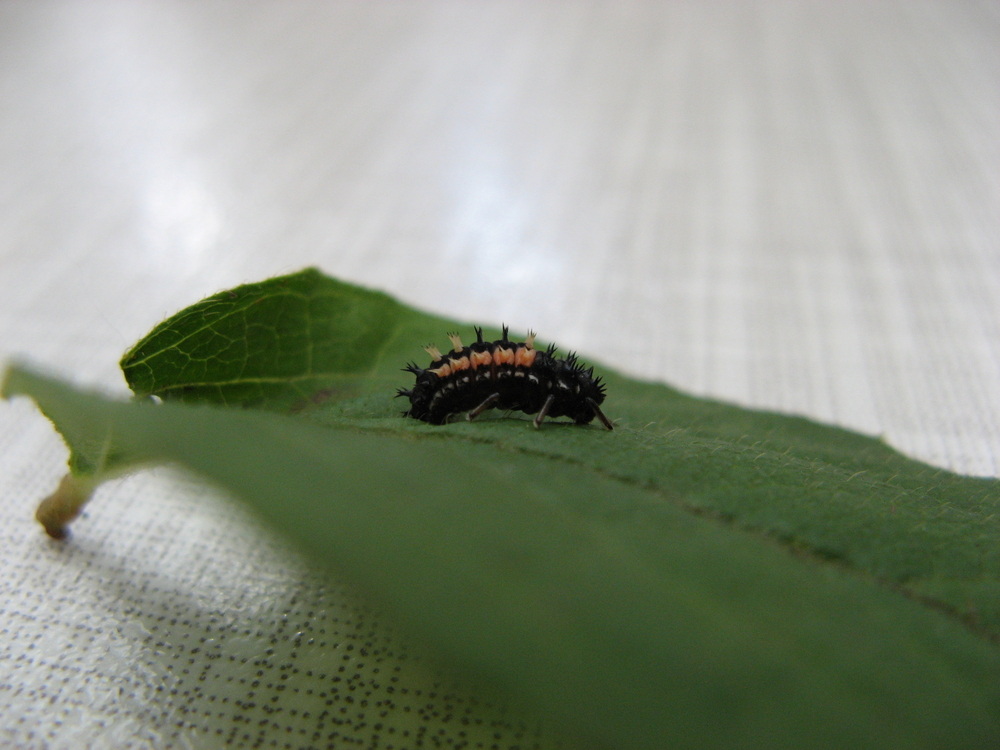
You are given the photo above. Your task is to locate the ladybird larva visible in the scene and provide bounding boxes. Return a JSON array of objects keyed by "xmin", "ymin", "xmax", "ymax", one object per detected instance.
[{"xmin": 396, "ymin": 326, "xmax": 613, "ymax": 430}]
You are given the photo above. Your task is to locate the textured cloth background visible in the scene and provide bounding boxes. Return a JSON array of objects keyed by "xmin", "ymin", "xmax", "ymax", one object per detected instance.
[{"xmin": 1, "ymin": 2, "xmax": 998, "ymax": 747}]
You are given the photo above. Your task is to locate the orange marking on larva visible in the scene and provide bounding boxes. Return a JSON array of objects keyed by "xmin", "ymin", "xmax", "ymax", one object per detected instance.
[
  {"xmin": 449, "ymin": 355, "xmax": 471, "ymax": 371},
  {"xmin": 494, "ymin": 346, "xmax": 514, "ymax": 365},
  {"xmin": 429, "ymin": 364, "xmax": 451, "ymax": 378},
  {"xmin": 470, "ymin": 350, "xmax": 492, "ymax": 369},
  {"xmin": 515, "ymin": 347, "xmax": 537, "ymax": 367}
]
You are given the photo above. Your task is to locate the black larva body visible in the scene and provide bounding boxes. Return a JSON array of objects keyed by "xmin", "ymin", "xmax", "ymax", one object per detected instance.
[{"xmin": 397, "ymin": 326, "xmax": 613, "ymax": 430}]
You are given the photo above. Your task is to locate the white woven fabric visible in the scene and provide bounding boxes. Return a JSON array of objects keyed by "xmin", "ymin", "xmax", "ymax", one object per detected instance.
[{"xmin": 1, "ymin": 2, "xmax": 997, "ymax": 747}]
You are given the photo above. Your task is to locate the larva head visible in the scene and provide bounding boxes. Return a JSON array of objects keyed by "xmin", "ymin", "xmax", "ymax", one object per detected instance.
[{"xmin": 552, "ymin": 363, "xmax": 608, "ymax": 424}]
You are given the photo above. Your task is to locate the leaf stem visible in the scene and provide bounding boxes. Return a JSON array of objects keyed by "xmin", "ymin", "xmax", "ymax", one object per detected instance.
[{"xmin": 35, "ymin": 473, "xmax": 95, "ymax": 539}]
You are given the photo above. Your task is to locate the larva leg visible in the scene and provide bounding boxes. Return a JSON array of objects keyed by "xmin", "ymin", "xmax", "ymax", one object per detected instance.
[
  {"xmin": 533, "ymin": 394, "xmax": 556, "ymax": 429},
  {"xmin": 587, "ymin": 397, "xmax": 614, "ymax": 430},
  {"xmin": 467, "ymin": 392, "xmax": 501, "ymax": 421}
]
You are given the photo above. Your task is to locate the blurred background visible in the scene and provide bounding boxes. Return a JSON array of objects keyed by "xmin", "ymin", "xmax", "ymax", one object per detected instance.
[
  {"xmin": 1, "ymin": 1, "xmax": 998, "ymax": 747},
  {"xmin": 3, "ymin": 1, "xmax": 999, "ymax": 471}
]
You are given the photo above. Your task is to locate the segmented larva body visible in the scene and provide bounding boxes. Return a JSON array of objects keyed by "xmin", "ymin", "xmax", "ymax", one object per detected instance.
[{"xmin": 397, "ymin": 326, "xmax": 613, "ymax": 430}]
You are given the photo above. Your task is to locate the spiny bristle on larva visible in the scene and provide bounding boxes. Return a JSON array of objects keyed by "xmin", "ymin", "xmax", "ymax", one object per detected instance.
[
  {"xmin": 424, "ymin": 344, "xmax": 443, "ymax": 360},
  {"xmin": 525, "ymin": 330, "xmax": 536, "ymax": 349},
  {"xmin": 447, "ymin": 332, "xmax": 464, "ymax": 352}
]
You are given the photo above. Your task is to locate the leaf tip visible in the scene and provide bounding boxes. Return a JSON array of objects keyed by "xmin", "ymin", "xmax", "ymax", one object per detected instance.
[{"xmin": 1, "ymin": 361, "xmax": 33, "ymax": 402}]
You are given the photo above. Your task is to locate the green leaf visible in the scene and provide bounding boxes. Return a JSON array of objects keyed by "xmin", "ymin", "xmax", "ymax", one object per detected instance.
[
  {"xmin": 6, "ymin": 268, "xmax": 1000, "ymax": 748},
  {"xmin": 5, "ymin": 365, "xmax": 1000, "ymax": 749},
  {"xmin": 120, "ymin": 268, "xmax": 406, "ymax": 410},
  {"xmin": 121, "ymin": 269, "xmax": 999, "ymax": 640}
]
